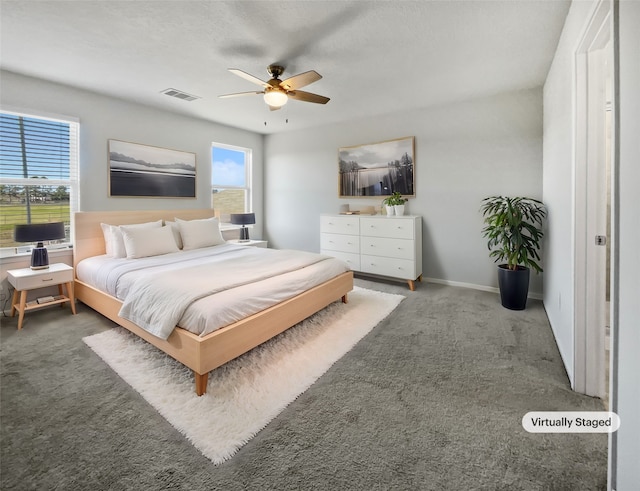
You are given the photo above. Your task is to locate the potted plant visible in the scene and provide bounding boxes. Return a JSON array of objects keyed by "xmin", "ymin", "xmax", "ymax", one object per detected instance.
[
  {"xmin": 392, "ymin": 192, "xmax": 408, "ymax": 216},
  {"xmin": 383, "ymin": 192, "xmax": 407, "ymax": 216},
  {"xmin": 480, "ymin": 196, "xmax": 546, "ymax": 310},
  {"xmin": 382, "ymin": 194, "xmax": 396, "ymax": 216}
]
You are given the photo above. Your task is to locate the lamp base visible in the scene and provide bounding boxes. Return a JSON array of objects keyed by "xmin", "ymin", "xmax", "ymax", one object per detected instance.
[
  {"xmin": 239, "ymin": 226, "xmax": 250, "ymax": 242},
  {"xmin": 30, "ymin": 245, "xmax": 50, "ymax": 270}
]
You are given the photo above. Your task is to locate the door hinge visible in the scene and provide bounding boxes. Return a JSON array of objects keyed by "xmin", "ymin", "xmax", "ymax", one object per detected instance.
[{"xmin": 595, "ymin": 235, "xmax": 607, "ymax": 246}]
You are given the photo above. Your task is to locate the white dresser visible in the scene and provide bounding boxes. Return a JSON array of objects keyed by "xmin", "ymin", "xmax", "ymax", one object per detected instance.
[{"xmin": 321, "ymin": 214, "xmax": 422, "ymax": 290}]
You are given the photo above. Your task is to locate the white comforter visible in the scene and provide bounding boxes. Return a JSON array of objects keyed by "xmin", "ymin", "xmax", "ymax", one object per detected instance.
[{"xmin": 76, "ymin": 244, "xmax": 349, "ymax": 339}]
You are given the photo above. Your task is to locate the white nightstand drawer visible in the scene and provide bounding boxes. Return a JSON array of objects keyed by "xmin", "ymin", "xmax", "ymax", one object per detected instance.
[
  {"xmin": 360, "ymin": 217, "xmax": 414, "ymax": 240},
  {"xmin": 361, "ymin": 236, "xmax": 414, "ymax": 260},
  {"xmin": 7, "ymin": 263, "xmax": 74, "ymax": 291},
  {"xmin": 320, "ymin": 233, "xmax": 360, "ymax": 254},
  {"xmin": 320, "ymin": 215, "xmax": 360, "ymax": 236}
]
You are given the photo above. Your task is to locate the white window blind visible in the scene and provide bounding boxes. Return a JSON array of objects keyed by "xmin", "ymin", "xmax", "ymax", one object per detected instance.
[{"xmin": 0, "ymin": 110, "xmax": 79, "ymax": 249}]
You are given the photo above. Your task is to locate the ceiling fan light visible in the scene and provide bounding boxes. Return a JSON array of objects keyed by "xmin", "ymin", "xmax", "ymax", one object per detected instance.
[{"xmin": 263, "ymin": 90, "xmax": 288, "ymax": 107}]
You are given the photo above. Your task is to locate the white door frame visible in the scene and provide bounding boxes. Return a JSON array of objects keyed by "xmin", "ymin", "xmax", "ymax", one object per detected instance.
[{"xmin": 573, "ymin": 0, "xmax": 613, "ymax": 398}]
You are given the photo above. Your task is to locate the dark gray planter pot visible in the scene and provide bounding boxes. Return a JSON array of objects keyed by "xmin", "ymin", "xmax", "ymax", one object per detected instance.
[{"xmin": 497, "ymin": 265, "xmax": 530, "ymax": 310}]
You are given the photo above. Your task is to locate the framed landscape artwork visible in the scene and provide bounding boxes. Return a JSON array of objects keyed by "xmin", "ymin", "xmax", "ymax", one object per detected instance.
[
  {"xmin": 108, "ymin": 140, "xmax": 196, "ymax": 198},
  {"xmin": 338, "ymin": 136, "xmax": 415, "ymax": 197}
]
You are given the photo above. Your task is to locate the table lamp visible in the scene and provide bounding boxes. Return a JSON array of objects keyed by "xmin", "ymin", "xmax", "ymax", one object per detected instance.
[
  {"xmin": 14, "ymin": 222, "xmax": 66, "ymax": 269},
  {"xmin": 230, "ymin": 213, "xmax": 255, "ymax": 242}
]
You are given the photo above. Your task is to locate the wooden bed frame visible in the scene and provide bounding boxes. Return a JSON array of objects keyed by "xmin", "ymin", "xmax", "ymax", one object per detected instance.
[{"xmin": 73, "ymin": 209, "xmax": 353, "ymax": 396}]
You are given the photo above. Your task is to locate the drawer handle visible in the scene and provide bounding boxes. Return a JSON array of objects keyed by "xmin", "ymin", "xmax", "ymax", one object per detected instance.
[{"xmin": 41, "ymin": 278, "xmax": 54, "ymax": 282}]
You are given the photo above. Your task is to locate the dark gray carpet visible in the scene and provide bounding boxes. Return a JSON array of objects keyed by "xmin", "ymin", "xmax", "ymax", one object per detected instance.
[{"xmin": 1, "ymin": 278, "xmax": 607, "ymax": 490}]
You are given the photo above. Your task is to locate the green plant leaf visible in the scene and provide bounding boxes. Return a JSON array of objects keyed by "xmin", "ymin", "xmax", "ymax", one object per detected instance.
[{"xmin": 480, "ymin": 196, "xmax": 546, "ymax": 273}]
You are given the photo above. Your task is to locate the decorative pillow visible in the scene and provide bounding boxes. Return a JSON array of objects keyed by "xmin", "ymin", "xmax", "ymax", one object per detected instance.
[
  {"xmin": 121, "ymin": 225, "xmax": 179, "ymax": 259},
  {"xmin": 101, "ymin": 220, "xmax": 162, "ymax": 258},
  {"xmin": 175, "ymin": 217, "xmax": 225, "ymax": 250},
  {"xmin": 164, "ymin": 220, "xmax": 183, "ymax": 249},
  {"xmin": 100, "ymin": 223, "xmax": 116, "ymax": 257}
]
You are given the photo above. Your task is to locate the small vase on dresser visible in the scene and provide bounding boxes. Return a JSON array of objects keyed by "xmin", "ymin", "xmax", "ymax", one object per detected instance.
[
  {"xmin": 394, "ymin": 204, "xmax": 405, "ymax": 216},
  {"xmin": 385, "ymin": 205, "xmax": 395, "ymax": 216}
]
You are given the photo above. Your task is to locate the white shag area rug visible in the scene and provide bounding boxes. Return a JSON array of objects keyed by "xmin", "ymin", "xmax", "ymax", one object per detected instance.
[{"xmin": 83, "ymin": 286, "xmax": 404, "ymax": 464}]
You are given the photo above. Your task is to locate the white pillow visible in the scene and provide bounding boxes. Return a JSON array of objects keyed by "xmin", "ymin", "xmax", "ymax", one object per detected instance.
[
  {"xmin": 100, "ymin": 223, "xmax": 116, "ymax": 256},
  {"xmin": 121, "ymin": 225, "xmax": 179, "ymax": 259},
  {"xmin": 101, "ymin": 220, "xmax": 162, "ymax": 258},
  {"xmin": 164, "ymin": 221, "xmax": 183, "ymax": 249},
  {"xmin": 175, "ymin": 217, "xmax": 225, "ymax": 250}
]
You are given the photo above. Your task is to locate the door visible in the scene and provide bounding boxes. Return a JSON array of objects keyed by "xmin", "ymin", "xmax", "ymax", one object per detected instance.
[{"xmin": 573, "ymin": 1, "xmax": 613, "ymax": 399}]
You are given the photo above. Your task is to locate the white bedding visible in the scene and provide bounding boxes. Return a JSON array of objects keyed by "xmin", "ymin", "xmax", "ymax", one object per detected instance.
[{"xmin": 76, "ymin": 243, "xmax": 350, "ymax": 338}]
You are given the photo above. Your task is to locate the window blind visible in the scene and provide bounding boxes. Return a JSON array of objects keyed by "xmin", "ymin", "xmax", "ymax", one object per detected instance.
[{"xmin": 0, "ymin": 111, "xmax": 79, "ymax": 248}]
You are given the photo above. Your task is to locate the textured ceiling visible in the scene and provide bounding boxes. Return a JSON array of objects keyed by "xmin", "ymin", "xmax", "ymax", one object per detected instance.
[{"xmin": 0, "ymin": 0, "xmax": 571, "ymax": 135}]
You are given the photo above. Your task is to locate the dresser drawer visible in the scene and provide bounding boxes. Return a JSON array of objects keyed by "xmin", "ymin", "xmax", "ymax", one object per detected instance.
[
  {"xmin": 360, "ymin": 217, "xmax": 414, "ymax": 239},
  {"xmin": 320, "ymin": 233, "xmax": 360, "ymax": 254},
  {"xmin": 320, "ymin": 215, "xmax": 359, "ymax": 236},
  {"xmin": 320, "ymin": 250, "xmax": 361, "ymax": 271},
  {"xmin": 360, "ymin": 255, "xmax": 417, "ymax": 280},
  {"xmin": 361, "ymin": 236, "xmax": 414, "ymax": 260}
]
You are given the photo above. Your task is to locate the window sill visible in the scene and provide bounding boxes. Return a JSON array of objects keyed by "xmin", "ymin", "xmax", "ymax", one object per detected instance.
[{"xmin": 0, "ymin": 245, "xmax": 73, "ymax": 265}]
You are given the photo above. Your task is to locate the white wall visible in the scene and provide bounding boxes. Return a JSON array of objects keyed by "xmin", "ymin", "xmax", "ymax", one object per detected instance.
[
  {"xmin": 612, "ymin": 1, "xmax": 640, "ymax": 487},
  {"xmin": 265, "ymin": 88, "xmax": 544, "ymax": 294},
  {"xmin": 542, "ymin": 0, "xmax": 598, "ymax": 388},
  {"xmin": 0, "ymin": 70, "xmax": 265, "ymax": 239}
]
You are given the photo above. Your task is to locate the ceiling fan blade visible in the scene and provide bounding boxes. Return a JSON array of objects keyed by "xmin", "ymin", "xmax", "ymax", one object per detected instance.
[
  {"xmin": 218, "ymin": 91, "xmax": 264, "ymax": 99},
  {"xmin": 280, "ymin": 70, "xmax": 322, "ymax": 91},
  {"xmin": 287, "ymin": 90, "xmax": 330, "ymax": 104},
  {"xmin": 228, "ymin": 68, "xmax": 269, "ymax": 88}
]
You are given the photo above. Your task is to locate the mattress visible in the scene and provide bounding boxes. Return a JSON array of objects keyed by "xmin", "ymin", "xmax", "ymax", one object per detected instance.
[{"xmin": 76, "ymin": 243, "xmax": 350, "ymax": 337}]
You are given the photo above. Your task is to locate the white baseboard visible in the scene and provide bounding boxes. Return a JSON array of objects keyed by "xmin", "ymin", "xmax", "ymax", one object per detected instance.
[{"xmin": 424, "ymin": 277, "xmax": 543, "ymax": 300}]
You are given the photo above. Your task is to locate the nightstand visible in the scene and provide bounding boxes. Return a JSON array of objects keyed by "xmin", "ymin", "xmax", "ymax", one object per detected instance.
[
  {"xmin": 7, "ymin": 263, "xmax": 76, "ymax": 330},
  {"xmin": 227, "ymin": 239, "xmax": 268, "ymax": 248}
]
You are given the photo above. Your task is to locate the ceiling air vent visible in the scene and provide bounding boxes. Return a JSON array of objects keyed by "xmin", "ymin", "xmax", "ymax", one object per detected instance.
[{"xmin": 161, "ymin": 88, "xmax": 200, "ymax": 102}]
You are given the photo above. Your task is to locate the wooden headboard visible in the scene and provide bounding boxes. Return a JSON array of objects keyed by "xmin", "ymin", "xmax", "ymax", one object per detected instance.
[{"xmin": 73, "ymin": 209, "xmax": 216, "ymax": 269}]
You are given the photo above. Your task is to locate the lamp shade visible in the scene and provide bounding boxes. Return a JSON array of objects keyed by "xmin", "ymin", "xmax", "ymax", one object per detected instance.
[
  {"xmin": 230, "ymin": 213, "xmax": 256, "ymax": 226},
  {"xmin": 14, "ymin": 222, "xmax": 65, "ymax": 243}
]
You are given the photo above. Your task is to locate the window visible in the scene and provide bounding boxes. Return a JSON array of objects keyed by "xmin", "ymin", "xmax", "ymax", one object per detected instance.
[
  {"xmin": 0, "ymin": 109, "xmax": 79, "ymax": 249},
  {"xmin": 211, "ymin": 143, "xmax": 251, "ymax": 224}
]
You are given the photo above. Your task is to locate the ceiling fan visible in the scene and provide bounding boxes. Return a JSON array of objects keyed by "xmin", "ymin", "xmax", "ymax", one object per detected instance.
[{"xmin": 219, "ymin": 65, "xmax": 330, "ymax": 111}]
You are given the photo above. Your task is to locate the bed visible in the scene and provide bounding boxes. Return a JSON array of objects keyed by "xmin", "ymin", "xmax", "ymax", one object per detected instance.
[{"xmin": 73, "ymin": 209, "xmax": 353, "ymax": 395}]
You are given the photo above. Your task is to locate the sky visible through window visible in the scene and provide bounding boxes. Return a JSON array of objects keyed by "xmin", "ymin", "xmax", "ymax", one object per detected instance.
[{"xmin": 212, "ymin": 146, "xmax": 245, "ymax": 187}]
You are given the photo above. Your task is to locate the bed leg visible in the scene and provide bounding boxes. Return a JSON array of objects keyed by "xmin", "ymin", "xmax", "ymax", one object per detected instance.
[
  {"xmin": 342, "ymin": 293, "xmax": 348, "ymax": 304},
  {"xmin": 195, "ymin": 372, "xmax": 208, "ymax": 396}
]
